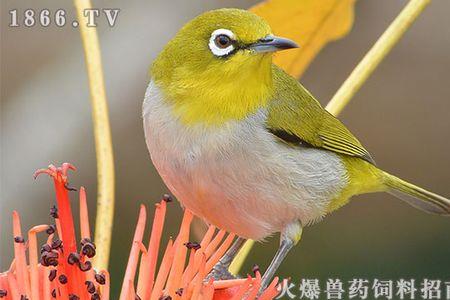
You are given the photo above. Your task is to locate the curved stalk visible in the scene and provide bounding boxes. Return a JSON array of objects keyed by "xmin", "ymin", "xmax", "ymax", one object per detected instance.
[
  {"xmin": 74, "ymin": 0, "xmax": 115, "ymax": 270},
  {"xmin": 326, "ymin": 0, "xmax": 431, "ymax": 115}
]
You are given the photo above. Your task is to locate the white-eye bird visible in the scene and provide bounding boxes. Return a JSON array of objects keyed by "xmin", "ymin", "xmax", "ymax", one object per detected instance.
[{"xmin": 143, "ymin": 8, "xmax": 450, "ymax": 289}]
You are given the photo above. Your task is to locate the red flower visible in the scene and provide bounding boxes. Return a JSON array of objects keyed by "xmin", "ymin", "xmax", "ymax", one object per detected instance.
[
  {"xmin": 1, "ymin": 164, "xmax": 108, "ymax": 299},
  {"xmin": 1, "ymin": 164, "xmax": 279, "ymax": 299}
]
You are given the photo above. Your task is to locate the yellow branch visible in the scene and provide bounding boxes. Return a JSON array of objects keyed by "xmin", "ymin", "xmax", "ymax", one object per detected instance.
[
  {"xmin": 326, "ymin": 0, "xmax": 431, "ymax": 116},
  {"xmin": 231, "ymin": 0, "xmax": 431, "ymax": 275},
  {"xmin": 74, "ymin": 0, "xmax": 115, "ymax": 270},
  {"xmin": 229, "ymin": 240, "xmax": 254, "ymax": 275}
]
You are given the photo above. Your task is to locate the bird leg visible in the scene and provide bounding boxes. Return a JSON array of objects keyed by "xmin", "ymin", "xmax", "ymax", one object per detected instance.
[
  {"xmin": 207, "ymin": 237, "xmax": 247, "ymax": 280},
  {"xmin": 260, "ymin": 221, "xmax": 303, "ymax": 292}
]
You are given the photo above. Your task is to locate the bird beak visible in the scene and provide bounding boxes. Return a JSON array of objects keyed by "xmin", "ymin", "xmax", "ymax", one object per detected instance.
[{"xmin": 248, "ymin": 35, "xmax": 299, "ymax": 53}]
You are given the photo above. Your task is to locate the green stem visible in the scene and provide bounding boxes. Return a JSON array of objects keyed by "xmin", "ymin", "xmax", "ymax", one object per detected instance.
[{"xmin": 326, "ymin": 0, "xmax": 431, "ymax": 116}]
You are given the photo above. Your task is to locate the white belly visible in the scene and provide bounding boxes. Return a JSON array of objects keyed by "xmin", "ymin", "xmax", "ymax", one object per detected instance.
[{"xmin": 143, "ymin": 81, "xmax": 347, "ymax": 240}]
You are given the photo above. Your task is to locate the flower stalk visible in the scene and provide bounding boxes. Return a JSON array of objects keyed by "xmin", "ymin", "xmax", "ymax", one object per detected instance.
[
  {"xmin": 326, "ymin": 0, "xmax": 431, "ymax": 116},
  {"xmin": 73, "ymin": 0, "xmax": 115, "ymax": 271}
]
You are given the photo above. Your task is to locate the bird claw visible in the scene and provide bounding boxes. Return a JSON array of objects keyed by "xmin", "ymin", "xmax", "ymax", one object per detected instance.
[{"xmin": 206, "ymin": 261, "xmax": 237, "ymax": 281}]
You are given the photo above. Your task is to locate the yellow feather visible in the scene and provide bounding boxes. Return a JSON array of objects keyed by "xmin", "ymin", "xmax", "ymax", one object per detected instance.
[
  {"xmin": 328, "ymin": 156, "xmax": 385, "ymax": 212},
  {"xmin": 166, "ymin": 53, "xmax": 273, "ymax": 126}
]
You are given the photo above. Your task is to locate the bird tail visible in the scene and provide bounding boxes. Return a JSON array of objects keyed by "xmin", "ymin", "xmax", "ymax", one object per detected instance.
[{"xmin": 382, "ymin": 172, "xmax": 450, "ymax": 215}]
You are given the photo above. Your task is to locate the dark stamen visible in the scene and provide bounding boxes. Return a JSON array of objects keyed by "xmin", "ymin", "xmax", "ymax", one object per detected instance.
[
  {"xmin": 48, "ymin": 269, "xmax": 57, "ymax": 281},
  {"xmin": 46, "ymin": 225, "xmax": 56, "ymax": 235},
  {"xmin": 252, "ymin": 264, "xmax": 260, "ymax": 274},
  {"xmin": 69, "ymin": 295, "xmax": 80, "ymax": 300},
  {"xmin": 51, "ymin": 289, "xmax": 57, "ymax": 298},
  {"xmin": 183, "ymin": 242, "xmax": 201, "ymax": 250},
  {"xmin": 94, "ymin": 273, "xmax": 106, "ymax": 285},
  {"xmin": 91, "ymin": 294, "xmax": 100, "ymax": 300},
  {"xmin": 14, "ymin": 236, "xmax": 25, "ymax": 243},
  {"xmin": 162, "ymin": 194, "xmax": 173, "ymax": 202},
  {"xmin": 41, "ymin": 244, "xmax": 51, "ymax": 254},
  {"xmin": 51, "ymin": 239, "xmax": 62, "ymax": 250},
  {"xmin": 0, "ymin": 290, "xmax": 7, "ymax": 297},
  {"xmin": 67, "ymin": 252, "xmax": 80, "ymax": 265},
  {"xmin": 176, "ymin": 288, "xmax": 183, "ymax": 296},
  {"xmin": 64, "ymin": 182, "xmax": 77, "ymax": 191},
  {"xmin": 85, "ymin": 281, "xmax": 96, "ymax": 294},
  {"xmin": 40, "ymin": 250, "xmax": 59, "ymax": 267},
  {"xmin": 58, "ymin": 274, "xmax": 68, "ymax": 284},
  {"xmin": 79, "ymin": 261, "xmax": 92, "ymax": 272},
  {"xmin": 80, "ymin": 238, "xmax": 92, "ymax": 246},
  {"xmin": 81, "ymin": 242, "xmax": 96, "ymax": 258},
  {"xmin": 50, "ymin": 205, "xmax": 59, "ymax": 218}
]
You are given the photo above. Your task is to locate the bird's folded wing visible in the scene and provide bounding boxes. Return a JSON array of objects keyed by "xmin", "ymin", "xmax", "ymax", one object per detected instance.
[{"xmin": 267, "ymin": 66, "xmax": 375, "ymax": 164}]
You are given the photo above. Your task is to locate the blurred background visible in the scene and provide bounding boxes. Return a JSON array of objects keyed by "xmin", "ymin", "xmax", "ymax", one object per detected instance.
[{"xmin": 1, "ymin": 0, "xmax": 449, "ymax": 298}]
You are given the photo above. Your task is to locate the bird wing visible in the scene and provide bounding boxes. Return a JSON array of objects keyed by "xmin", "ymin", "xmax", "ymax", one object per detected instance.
[{"xmin": 266, "ymin": 65, "xmax": 375, "ymax": 164}]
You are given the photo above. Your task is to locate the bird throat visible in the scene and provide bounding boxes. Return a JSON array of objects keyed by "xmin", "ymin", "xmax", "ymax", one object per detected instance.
[{"xmin": 155, "ymin": 56, "xmax": 274, "ymax": 127}]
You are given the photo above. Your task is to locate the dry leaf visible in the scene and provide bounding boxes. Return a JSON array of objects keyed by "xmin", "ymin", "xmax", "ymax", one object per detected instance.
[{"xmin": 250, "ymin": 0, "xmax": 357, "ymax": 78}]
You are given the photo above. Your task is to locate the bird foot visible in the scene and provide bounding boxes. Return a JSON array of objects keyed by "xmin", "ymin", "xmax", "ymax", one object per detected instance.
[{"xmin": 206, "ymin": 261, "xmax": 236, "ymax": 281}]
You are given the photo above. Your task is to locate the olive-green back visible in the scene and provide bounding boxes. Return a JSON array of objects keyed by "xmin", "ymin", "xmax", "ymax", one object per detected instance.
[{"xmin": 267, "ymin": 65, "xmax": 375, "ymax": 165}]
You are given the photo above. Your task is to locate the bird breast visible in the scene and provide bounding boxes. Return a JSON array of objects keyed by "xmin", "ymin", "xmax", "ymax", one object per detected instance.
[{"xmin": 143, "ymin": 81, "xmax": 347, "ymax": 240}]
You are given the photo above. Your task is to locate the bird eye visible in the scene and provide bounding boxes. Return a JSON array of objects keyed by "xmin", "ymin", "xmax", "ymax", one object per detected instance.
[
  {"xmin": 214, "ymin": 34, "xmax": 232, "ymax": 49},
  {"xmin": 209, "ymin": 29, "xmax": 236, "ymax": 57}
]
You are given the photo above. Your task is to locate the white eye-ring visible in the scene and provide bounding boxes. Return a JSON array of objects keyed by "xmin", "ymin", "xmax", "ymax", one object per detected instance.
[{"xmin": 209, "ymin": 29, "xmax": 236, "ymax": 57}]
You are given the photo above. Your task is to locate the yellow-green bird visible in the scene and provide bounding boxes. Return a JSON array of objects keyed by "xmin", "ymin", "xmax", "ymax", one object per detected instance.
[{"xmin": 143, "ymin": 8, "xmax": 450, "ymax": 288}]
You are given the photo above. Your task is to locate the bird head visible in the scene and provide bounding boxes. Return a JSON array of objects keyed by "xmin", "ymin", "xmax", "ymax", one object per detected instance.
[{"xmin": 151, "ymin": 8, "xmax": 298, "ymax": 126}]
